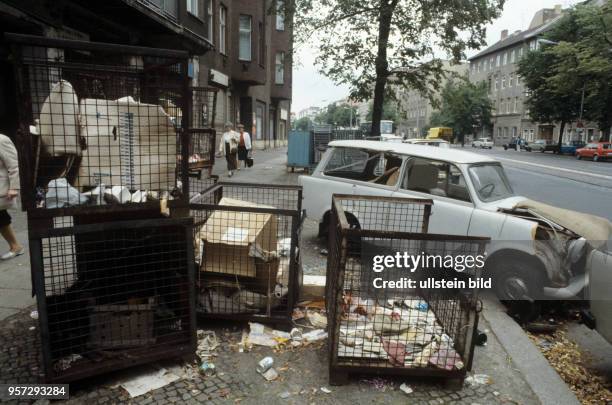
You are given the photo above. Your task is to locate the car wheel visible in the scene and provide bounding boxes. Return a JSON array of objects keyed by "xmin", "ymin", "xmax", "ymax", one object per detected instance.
[
  {"xmin": 492, "ymin": 259, "xmax": 544, "ymax": 302},
  {"xmin": 540, "ymin": 149, "xmax": 544, "ymax": 153},
  {"xmin": 503, "ymin": 146, "xmax": 508, "ymax": 150},
  {"xmin": 593, "ymin": 155, "xmax": 599, "ymax": 162}
]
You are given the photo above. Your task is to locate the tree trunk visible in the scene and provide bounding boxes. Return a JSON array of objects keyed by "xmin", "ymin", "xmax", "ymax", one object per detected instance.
[
  {"xmin": 370, "ymin": 1, "xmax": 396, "ymax": 138},
  {"xmin": 557, "ymin": 120, "xmax": 566, "ymax": 152}
]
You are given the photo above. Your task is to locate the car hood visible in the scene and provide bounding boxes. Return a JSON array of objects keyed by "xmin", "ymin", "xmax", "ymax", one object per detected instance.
[{"xmin": 510, "ymin": 199, "xmax": 611, "ymax": 244}]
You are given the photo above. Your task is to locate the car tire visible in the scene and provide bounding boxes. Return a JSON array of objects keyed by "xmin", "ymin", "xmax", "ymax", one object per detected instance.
[
  {"xmin": 593, "ymin": 155, "xmax": 599, "ymax": 162},
  {"xmin": 492, "ymin": 259, "xmax": 544, "ymax": 302}
]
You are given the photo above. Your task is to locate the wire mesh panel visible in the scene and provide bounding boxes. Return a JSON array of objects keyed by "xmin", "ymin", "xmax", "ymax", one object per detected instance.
[
  {"xmin": 190, "ymin": 183, "xmax": 302, "ymax": 324},
  {"xmin": 8, "ymin": 33, "xmax": 191, "ymax": 216},
  {"xmin": 185, "ymin": 87, "xmax": 217, "ymax": 179},
  {"xmin": 327, "ymin": 195, "xmax": 489, "ymax": 385},
  {"xmin": 29, "ymin": 217, "xmax": 196, "ymax": 383}
]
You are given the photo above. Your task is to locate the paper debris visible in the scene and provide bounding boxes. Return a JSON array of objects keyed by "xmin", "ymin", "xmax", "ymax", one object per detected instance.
[
  {"xmin": 119, "ymin": 367, "xmax": 181, "ymax": 398},
  {"xmin": 302, "ymin": 329, "xmax": 327, "ymax": 342},
  {"xmin": 30, "ymin": 310, "xmax": 39, "ymax": 320},
  {"xmin": 399, "ymin": 383, "xmax": 413, "ymax": 395},
  {"xmin": 466, "ymin": 374, "xmax": 491, "ymax": 386},
  {"xmin": 320, "ymin": 387, "xmax": 332, "ymax": 394},
  {"xmin": 307, "ymin": 310, "xmax": 328, "ymax": 328},
  {"xmin": 261, "ymin": 367, "xmax": 279, "ymax": 381}
]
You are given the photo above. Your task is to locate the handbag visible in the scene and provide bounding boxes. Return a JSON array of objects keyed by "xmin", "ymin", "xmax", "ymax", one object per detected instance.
[{"xmin": 246, "ymin": 157, "xmax": 254, "ymax": 167}]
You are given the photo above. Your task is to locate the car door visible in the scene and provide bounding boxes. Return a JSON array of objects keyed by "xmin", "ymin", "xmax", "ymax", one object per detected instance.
[{"xmin": 392, "ymin": 157, "xmax": 474, "ymax": 235}]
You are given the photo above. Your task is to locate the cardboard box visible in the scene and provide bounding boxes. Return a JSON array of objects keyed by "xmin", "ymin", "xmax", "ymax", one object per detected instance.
[
  {"xmin": 76, "ymin": 97, "xmax": 177, "ymax": 191},
  {"xmin": 199, "ymin": 197, "xmax": 278, "ymax": 278}
]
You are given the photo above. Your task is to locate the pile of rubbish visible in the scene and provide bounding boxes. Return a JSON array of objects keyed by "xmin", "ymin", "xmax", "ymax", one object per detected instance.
[{"xmin": 336, "ymin": 295, "xmax": 464, "ymax": 371}]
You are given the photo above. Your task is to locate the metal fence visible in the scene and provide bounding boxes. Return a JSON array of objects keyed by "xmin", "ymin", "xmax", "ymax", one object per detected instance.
[
  {"xmin": 29, "ymin": 217, "xmax": 196, "ymax": 383},
  {"xmin": 327, "ymin": 195, "xmax": 489, "ymax": 385},
  {"xmin": 190, "ymin": 182, "xmax": 302, "ymax": 325},
  {"xmin": 8, "ymin": 33, "xmax": 192, "ymax": 216},
  {"xmin": 312, "ymin": 129, "xmax": 364, "ymax": 165},
  {"xmin": 187, "ymin": 87, "xmax": 217, "ymax": 179}
]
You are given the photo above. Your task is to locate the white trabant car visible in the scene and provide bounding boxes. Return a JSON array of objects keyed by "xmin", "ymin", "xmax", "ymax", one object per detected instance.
[
  {"xmin": 404, "ymin": 138, "xmax": 451, "ymax": 148},
  {"xmin": 299, "ymin": 140, "xmax": 611, "ymax": 301},
  {"xmin": 472, "ymin": 138, "xmax": 494, "ymax": 149}
]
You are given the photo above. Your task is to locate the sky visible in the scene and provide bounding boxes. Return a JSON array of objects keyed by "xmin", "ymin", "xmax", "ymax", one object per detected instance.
[{"xmin": 291, "ymin": 0, "xmax": 581, "ymax": 113}]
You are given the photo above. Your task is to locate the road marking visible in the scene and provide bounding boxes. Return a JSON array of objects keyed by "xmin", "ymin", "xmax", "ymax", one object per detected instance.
[{"xmin": 495, "ymin": 156, "xmax": 612, "ymax": 181}]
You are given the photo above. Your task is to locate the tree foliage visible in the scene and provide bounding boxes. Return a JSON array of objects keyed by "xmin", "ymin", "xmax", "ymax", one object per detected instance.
[
  {"xmin": 315, "ymin": 103, "xmax": 358, "ymax": 127},
  {"xmin": 293, "ymin": 116, "xmax": 312, "ymax": 131},
  {"xmin": 429, "ymin": 77, "xmax": 493, "ymax": 141},
  {"xmin": 518, "ymin": 1, "xmax": 612, "ymax": 141},
  {"xmin": 366, "ymin": 99, "xmax": 398, "ymax": 122},
  {"xmin": 293, "ymin": 0, "xmax": 504, "ymax": 136}
]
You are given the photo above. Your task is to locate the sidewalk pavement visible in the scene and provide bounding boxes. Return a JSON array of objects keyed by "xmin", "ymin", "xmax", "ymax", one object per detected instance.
[{"xmin": 0, "ymin": 146, "xmax": 580, "ymax": 404}]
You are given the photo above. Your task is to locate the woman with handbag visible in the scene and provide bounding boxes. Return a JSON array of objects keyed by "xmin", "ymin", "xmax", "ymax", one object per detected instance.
[
  {"xmin": 236, "ymin": 123, "xmax": 252, "ymax": 169},
  {"xmin": 0, "ymin": 133, "xmax": 23, "ymax": 260},
  {"xmin": 218, "ymin": 123, "xmax": 239, "ymax": 177}
]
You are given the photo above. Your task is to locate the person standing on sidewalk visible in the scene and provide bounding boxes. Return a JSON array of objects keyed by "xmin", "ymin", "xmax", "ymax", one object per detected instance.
[
  {"xmin": 218, "ymin": 123, "xmax": 239, "ymax": 177},
  {"xmin": 236, "ymin": 123, "xmax": 252, "ymax": 170},
  {"xmin": 0, "ymin": 133, "xmax": 23, "ymax": 260}
]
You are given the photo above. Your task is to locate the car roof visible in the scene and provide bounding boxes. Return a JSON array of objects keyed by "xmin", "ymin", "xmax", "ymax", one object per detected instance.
[{"xmin": 328, "ymin": 140, "xmax": 499, "ymax": 164}]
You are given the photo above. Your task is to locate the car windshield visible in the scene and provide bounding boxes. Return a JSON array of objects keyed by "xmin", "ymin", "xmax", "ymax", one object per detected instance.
[{"xmin": 468, "ymin": 164, "xmax": 514, "ymax": 202}]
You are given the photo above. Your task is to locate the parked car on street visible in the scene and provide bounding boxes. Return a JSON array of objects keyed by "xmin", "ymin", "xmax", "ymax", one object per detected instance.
[
  {"xmin": 299, "ymin": 140, "xmax": 611, "ymax": 303},
  {"xmin": 559, "ymin": 141, "xmax": 586, "ymax": 155},
  {"xmin": 404, "ymin": 138, "xmax": 450, "ymax": 148},
  {"xmin": 472, "ymin": 138, "xmax": 494, "ymax": 149},
  {"xmin": 503, "ymin": 138, "xmax": 528, "ymax": 151},
  {"xmin": 525, "ymin": 139, "xmax": 553, "ymax": 152},
  {"xmin": 575, "ymin": 142, "xmax": 612, "ymax": 161}
]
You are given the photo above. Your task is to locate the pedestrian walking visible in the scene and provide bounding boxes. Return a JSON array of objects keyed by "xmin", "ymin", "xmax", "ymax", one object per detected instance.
[
  {"xmin": 0, "ymin": 133, "xmax": 23, "ymax": 260},
  {"xmin": 236, "ymin": 123, "xmax": 252, "ymax": 169},
  {"xmin": 218, "ymin": 123, "xmax": 239, "ymax": 177}
]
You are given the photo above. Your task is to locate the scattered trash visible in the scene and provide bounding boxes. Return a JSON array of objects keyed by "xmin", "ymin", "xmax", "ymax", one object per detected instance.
[
  {"xmin": 45, "ymin": 178, "xmax": 88, "ymax": 208},
  {"xmin": 465, "ymin": 374, "xmax": 491, "ymax": 386},
  {"xmin": 199, "ymin": 361, "xmax": 216, "ymax": 377},
  {"xmin": 475, "ymin": 329, "xmax": 488, "ymax": 346},
  {"xmin": 256, "ymin": 356, "xmax": 274, "ymax": 374},
  {"xmin": 292, "ymin": 308, "xmax": 305, "ymax": 321},
  {"xmin": 29, "ymin": 326, "xmax": 36, "ymax": 331},
  {"xmin": 302, "ymin": 329, "xmax": 327, "ymax": 343},
  {"xmin": 360, "ymin": 377, "xmax": 392, "ymax": 391},
  {"xmin": 116, "ymin": 366, "xmax": 181, "ymax": 398},
  {"xmin": 493, "ymin": 391, "xmax": 500, "ymax": 396},
  {"xmin": 320, "ymin": 248, "xmax": 328, "ymax": 256},
  {"xmin": 247, "ymin": 322, "xmax": 290, "ymax": 347},
  {"xmin": 261, "ymin": 367, "xmax": 279, "ymax": 381},
  {"xmin": 320, "ymin": 387, "xmax": 332, "ymax": 394},
  {"xmin": 196, "ymin": 330, "xmax": 219, "ymax": 359},
  {"xmin": 306, "ymin": 310, "xmax": 328, "ymax": 328},
  {"xmin": 290, "ymin": 328, "xmax": 303, "ymax": 342},
  {"xmin": 278, "ymin": 391, "xmax": 291, "ymax": 399},
  {"xmin": 30, "ymin": 310, "xmax": 38, "ymax": 320},
  {"xmin": 54, "ymin": 354, "xmax": 82, "ymax": 372},
  {"xmin": 399, "ymin": 383, "xmax": 413, "ymax": 395},
  {"xmin": 525, "ymin": 322, "xmax": 558, "ymax": 333}
]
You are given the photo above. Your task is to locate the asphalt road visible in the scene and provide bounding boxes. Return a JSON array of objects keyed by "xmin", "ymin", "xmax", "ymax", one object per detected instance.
[{"xmin": 461, "ymin": 146, "xmax": 612, "ymax": 220}]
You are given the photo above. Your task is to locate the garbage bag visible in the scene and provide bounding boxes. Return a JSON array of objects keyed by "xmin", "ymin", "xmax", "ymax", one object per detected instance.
[{"xmin": 45, "ymin": 178, "xmax": 89, "ymax": 208}]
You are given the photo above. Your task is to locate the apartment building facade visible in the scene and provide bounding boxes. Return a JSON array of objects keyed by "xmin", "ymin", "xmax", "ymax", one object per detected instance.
[
  {"xmin": 395, "ymin": 61, "xmax": 468, "ymax": 138},
  {"xmin": 468, "ymin": 5, "xmax": 602, "ymax": 146},
  {"xmin": 197, "ymin": 0, "xmax": 293, "ymax": 149}
]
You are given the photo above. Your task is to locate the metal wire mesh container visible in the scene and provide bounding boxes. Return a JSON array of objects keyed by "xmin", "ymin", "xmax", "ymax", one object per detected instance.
[
  {"xmin": 327, "ymin": 195, "xmax": 490, "ymax": 385},
  {"xmin": 29, "ymin": 217, "xmax": 196, "ymax": 382},
  {"xmin": 8, "ymin": 33, "xmax": 192, "ymax": 216},
  {"xmin": 190, "ymin": 182, "xmax": 302, "ymax": 325},
  {"xmin": 186, "ymin": 87, "xmax": 217, "ymax": 179}
]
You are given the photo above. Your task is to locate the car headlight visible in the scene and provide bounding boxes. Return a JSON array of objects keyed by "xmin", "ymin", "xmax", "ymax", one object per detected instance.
[{"xmin": 567, "ymin": 237, "xmax": 587, "ymax": 263}]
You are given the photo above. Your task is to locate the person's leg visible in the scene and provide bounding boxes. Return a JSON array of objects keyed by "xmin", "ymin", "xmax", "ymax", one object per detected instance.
[{"xmin": 0, "ymin": 224, "xmax": 22, "ymax": 252}]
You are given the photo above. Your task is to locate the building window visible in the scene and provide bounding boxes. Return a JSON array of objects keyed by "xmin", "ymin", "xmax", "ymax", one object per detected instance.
[
  {"xmin": 509, "ymin": 73, "xmax": 514, "ymax": 87},
  {"xmin": 512, "ymin": 127, "xmax": 517, "ymax": 138},
  {"xmin": 489, "ymin": 57, "xmax": 494, "ymax": 69},
  {"xmin": 258, "ymin": 21, "xmax": 265, "ymax": 66},
  {"xmin": 276, "ymin": 0, "xmax": 285, "ymax": 31},
  {"xmin": 510, "ymin": 50, "xmax": 515, "ymax": 63},
  {"xmin": 187, "ymin": 0, "xmax": 198, "ymax": 17},
  {"xmin": 219, "ymin": 5, "xmax": 227, "ymax": 54},
  {"xmin": 239, "ymin": 15, "xmax": 252, "ymax": 61},
  {"xmin": 514, "ymin": 97, "xmax": 518, "ymax": 113},
  {"xmin": 497, "ymin": 127, "xmax": 502, "ymax": 138},
  {"xmin": 501, "ymin": 75, "xmax": 506, "ymax": 89},
  {"xmin": 275, "ymin": 52, "xmax": 285, "ymax": 84},
  {"xmin": 503, "ymin": 52, "xmax": 507, "ymax": 65},
  {"xmin": 205, "ymin": 0, "xmax": 213, "ymax": 41},
  {"xmin": 496, "ymin": 54, "xmax": 500, "ymax": 66}
]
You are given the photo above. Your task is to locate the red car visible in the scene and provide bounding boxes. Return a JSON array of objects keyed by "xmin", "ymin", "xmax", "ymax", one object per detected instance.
[{"xmin": 575, "ymin": 142, "xmax": 612, "ymax": 162}]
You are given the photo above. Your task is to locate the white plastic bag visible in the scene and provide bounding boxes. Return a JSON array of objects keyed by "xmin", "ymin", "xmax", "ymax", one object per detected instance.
[{"xmin": 45, "ymin": 178, "xmax": 88, "ymax": 208}]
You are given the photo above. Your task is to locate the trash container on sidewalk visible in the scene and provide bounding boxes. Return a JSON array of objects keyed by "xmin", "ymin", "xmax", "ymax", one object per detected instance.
[
  {"xmin": 190, "ymin": 182, "xmax": 303, "ymax": 326},
  {"xmin": 29, "ymin": 217, "xmax": 196, "ymax": 383},
  {"xmin": 326, "ymin": 195, "xmax": 490, "ymax": 385}
]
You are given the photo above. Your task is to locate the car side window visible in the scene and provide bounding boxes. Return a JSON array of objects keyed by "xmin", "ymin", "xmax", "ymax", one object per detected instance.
[
  {"xmin": 400, "ymin": 157, "xmax": 471, "ymax": 202},
  {"xmin": 324, "ymin": 147, "xmax": 369, "ymax": 175},
  {"xmin": 367, "ymin": 153, "xmax": 403, "ymax": 186}
]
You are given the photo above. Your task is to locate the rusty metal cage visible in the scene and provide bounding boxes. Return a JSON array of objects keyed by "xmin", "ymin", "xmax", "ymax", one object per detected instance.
[
  {"xmin": 190, "ymin": 182, "xmax": 302, "ymax": 325},
  {"xmin": 7, "ymin": 33, "xmax": 192, "ymax": 216},
  {"xmin": 327, "ymin": 195, "xmax": 490, "ymax": 385},
  {"xmin": 29, "ymin": 217, "xmax": 196, "ymax": 383}
]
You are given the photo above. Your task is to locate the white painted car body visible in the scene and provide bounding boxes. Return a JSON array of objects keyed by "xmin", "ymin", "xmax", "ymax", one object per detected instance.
[
  {"xmin": 298, "ymin": 140, "xmax": 604, "ymax": 298},
  {"xmin": 404, "ymin": 138, "xmax": 451, "ymax": 148},
  {"xmin": 472, "ymin": 138, "xmax": 494, "ymax": 149}
]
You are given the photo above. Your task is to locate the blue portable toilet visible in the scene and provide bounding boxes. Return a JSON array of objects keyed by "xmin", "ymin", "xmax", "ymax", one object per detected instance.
[{"xmin": 287, "ymin": 130, "xmax": 312, "ymax": 172}]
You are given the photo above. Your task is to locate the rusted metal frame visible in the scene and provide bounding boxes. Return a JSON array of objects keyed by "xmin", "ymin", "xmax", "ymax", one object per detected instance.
[
  {"xmin": 216, "ymin": 181, "xmax": 304, "ymax": 191},
  {"xmin": 330, "ymin": 201, "xmax": 350, "ymax": 370},
  {"xmin": 188, "ymin": 203, "xmax": 298, "ymax": 217},
  {"xmin": 5, "ymin": 33, "xmax": 189, "ymax": 59},
  {"xmin": 180, "ymin": 57, "xmax": 191, "ymax": 205},
  {"xmin": 183, "ymin": 219, "xmax": 198, "ymax": 357}
]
